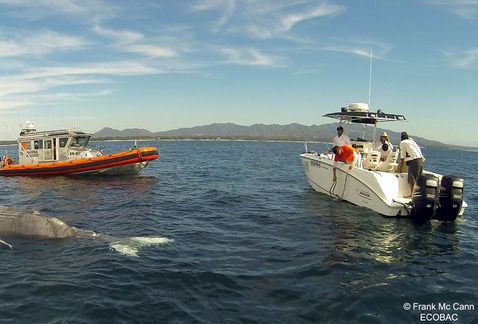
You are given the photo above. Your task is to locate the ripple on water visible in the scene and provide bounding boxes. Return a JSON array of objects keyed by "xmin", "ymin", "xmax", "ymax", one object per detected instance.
[{"xmin": 0, "ymin": 141, "xmax": 477, "ymax": 323}]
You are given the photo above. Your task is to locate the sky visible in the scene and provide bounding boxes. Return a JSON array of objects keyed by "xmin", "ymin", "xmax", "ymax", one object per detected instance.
[{"xmin": 0, "ymin": 0, "xmax": 477, "ymax": 146}]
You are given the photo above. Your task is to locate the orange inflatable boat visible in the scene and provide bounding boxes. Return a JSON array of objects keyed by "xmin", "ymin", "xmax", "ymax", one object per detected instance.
[
  {"xmin": 0, "ymin": 147, "xmax": 158, "ymax": 176},
  {"xmin": 0, "ymin": 122, "xmax": 159, "ymax": 176}
]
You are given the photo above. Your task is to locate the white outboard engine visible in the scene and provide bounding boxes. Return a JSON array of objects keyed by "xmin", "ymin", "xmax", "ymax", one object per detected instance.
[
  {"xmin": 410, "ymin": 174, "xmax": 440, "ymax": 223},
  {"xmin": 434, "ymin": 176, "xmax": 465, "ymax": 222}
]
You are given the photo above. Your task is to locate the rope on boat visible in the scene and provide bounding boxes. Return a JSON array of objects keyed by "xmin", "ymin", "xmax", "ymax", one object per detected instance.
[
  {"xmin": 392, "ymin": 199, "xmax": 412, "ymax": 216},
  {"xmin": 329, "ymin": 180, "xmax": 338, "ymax": 198},
  {"xmin": 328, "ymin": 165, "xmax": 351, "ymax": 200},
  {"xmin": 341, "ymin": 168, "xmax": 350, "ymax": 200}
]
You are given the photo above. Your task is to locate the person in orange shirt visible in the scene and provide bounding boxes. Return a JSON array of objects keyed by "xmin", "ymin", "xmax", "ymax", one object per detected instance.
[{"xmin": 332, "ymin": 145, "xmax": 360, "ymax": 181}]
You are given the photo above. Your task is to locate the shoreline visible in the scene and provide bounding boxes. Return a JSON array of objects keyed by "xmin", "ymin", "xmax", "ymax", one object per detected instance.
[
  {"xmin": 91, "ymin": 137, "xmax": 330, "ymax": 144},
  {"xmin": 2, "ymin": 137, "xmax": 477, "ymax": 151}
]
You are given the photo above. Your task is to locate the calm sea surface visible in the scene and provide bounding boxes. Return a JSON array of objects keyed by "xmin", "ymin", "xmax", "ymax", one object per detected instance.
[{"xmin": 0, "ymin": 140, "xmax": 477, "ymax": 323}]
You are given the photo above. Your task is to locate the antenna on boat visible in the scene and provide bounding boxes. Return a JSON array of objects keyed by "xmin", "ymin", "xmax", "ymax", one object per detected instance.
[
  {"xmin": 368, "ymin": 48, "xmax": 378, "ymax": 147},
  {"xmin": 7, "ymin": 125, "xmax": 32, "ymax": 161},
  {"xmin": 368, "ymin": 48, "xmax": 372, "ymax": 107}
]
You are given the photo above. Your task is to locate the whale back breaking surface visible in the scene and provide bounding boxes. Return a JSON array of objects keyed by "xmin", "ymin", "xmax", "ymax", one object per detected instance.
[{"xmin": 0, "ymin": 205, "xmax": 173, "ymax": 256}]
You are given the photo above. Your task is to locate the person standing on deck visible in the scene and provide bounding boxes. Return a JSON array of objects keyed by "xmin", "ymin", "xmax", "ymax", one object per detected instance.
[
  {"xmin": 328, "ymin": 126, "xmax": 351, "ymax": 153},
  {"xmin": 375, "ymin": 131, "xmax": 393, "ymax": 161},
  {"xmin": 397, "ymin": 132, "xmax": 424, "ymax": 198}
]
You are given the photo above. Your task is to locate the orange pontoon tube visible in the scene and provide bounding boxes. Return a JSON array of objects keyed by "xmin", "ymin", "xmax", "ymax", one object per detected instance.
[{"xmin": 0, "ymin": 147, "xmax": 159, "ymax": 176}]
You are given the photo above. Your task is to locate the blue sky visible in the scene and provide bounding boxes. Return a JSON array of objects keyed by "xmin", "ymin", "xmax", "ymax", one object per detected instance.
[{"xmin": 0, "ymin": 0, "xmax": 477, "ymax": 146}]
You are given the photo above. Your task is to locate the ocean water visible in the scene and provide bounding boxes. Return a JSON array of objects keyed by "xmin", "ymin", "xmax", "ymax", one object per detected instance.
[{"xmin": 0, "ymin": 140, "xmax": 477, "ymax": 323}]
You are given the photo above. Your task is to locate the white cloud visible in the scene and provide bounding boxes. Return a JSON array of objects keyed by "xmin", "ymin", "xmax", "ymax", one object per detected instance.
[
  {"xmin": 93, "ymin": 24, "xmax": 177, "ymax": 58},
  {"xmin": 280, "ymin": 2, "xmax": 345, "ymax": 32},
  {"xmin": 0, "ymin": 41, "xmax": 25, "ymax": 57},
  {"xmin": 0, "ymin": 31, "xmax": 85, "ymax": 58},
  {"xmin": 0, "ymin": 61, "xmax": 161, "ymax": 110},
  {"xmin": 0, "ymin": 75, "xmax": 102, "ymax": 97},
  {"xmin": 190, "ymin": 0, "xmax": 230, "ymax": 11},
  {"xmin": 32, "ymin": 89, "xmax": 113, "ymax": 103},
  {"xmin": 0, "ymin": 99, "xmax": 32, "ymax": 110},
  {"xmin": 0, "ymin": 1, "xmax": 353, "ymax": 112},
  {"xmin": 93, "ymin": 24, "xmax": 144, "ymax": 43},
  {"xmin": 428, "ymin": 0, "xmax": 478, "ymax": 19},
  {"xmin": 190, "ymin": 0, "xmax": 345, "ymax": 39},
  {"xmin": 190, "ymin": 0, "xmax": 236, "ymax": 31},
  {"xmin": 326, "ymin": 45, "xmax": 379, "ymax": 58},
  {"xmin": 445, "ymin": 47, "xmax": 478, "ymax": 67},
  {"xmin": 7, "ymin": 62, "xmax": 160, "ymax": 84},
  {"xmin": 33, "ymin": 62, "xmax": 162, "ymax": 77},
  {"xmin": 218, "ymin": 47, "xmax": 284, "ymax": 66},
  {"xmin": 127, "ymin": 45, "xmax": 177, "ymax": 58},
  {"xmin": 0, "ymin": 0, "xmax": 118, "ymax": 22},
  {"xmin": 0, "ymin": 90, "xmax": 112, "ymax": 110},
  {"xmin": 322, "ymin": 37, "xmax": 392, "ymax": 60}
]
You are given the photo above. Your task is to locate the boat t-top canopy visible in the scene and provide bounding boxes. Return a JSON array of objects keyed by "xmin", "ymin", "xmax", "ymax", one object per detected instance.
[{"xmin": 323, "ymin": 103, "xmax": 406, "ymax": 125}]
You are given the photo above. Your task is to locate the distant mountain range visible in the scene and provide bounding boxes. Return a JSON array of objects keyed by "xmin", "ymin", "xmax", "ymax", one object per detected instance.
[{"xmin": 93, "ymin": 122, "xmax": 474, "ymax": 150}]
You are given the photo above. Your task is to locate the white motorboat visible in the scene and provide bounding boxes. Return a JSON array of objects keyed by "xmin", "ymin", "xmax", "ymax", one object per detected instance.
[{"xmin": 300, "ymin": 103, "xmax": 467, "ymax": 222}]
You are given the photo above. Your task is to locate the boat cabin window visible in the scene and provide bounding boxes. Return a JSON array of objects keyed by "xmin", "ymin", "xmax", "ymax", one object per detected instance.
[
  {"xmin": 44, "ymin": 140, "xmax": 52, "ymax": 149},
  {"xmin": 34, "ymin": 140, "xmax": 43, "ymax": 149},
  {"xmin": 59, "ymin": 137, "xmax": 69, "ymax": 148},
  {"xmin": 71, "ymin": 136, "xmax": 90, "ymax": 147}
]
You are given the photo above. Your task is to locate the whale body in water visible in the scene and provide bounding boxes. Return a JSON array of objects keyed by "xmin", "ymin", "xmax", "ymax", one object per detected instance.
[{"xmin": 0, "ymin": 205, "xmax": 172, "ymax": 256}]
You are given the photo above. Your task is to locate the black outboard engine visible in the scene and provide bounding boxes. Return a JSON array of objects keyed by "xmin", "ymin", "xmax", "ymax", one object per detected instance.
[
  {"xmin": 435, "ymin": 176, "xmax": 465, "ymax": 222},
  {"xmin": 410, "ymin": 174, "xmax": 440, "ymax": 223}
]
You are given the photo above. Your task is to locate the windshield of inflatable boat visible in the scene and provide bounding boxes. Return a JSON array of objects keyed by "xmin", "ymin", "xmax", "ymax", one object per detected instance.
[
  {"xmin": 323, "ymin": 111, "xmax": 406, "ymax": 124},
  {"xmin": 71, "ymin": 136, "xmax": 90, "ymax": 147}
]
